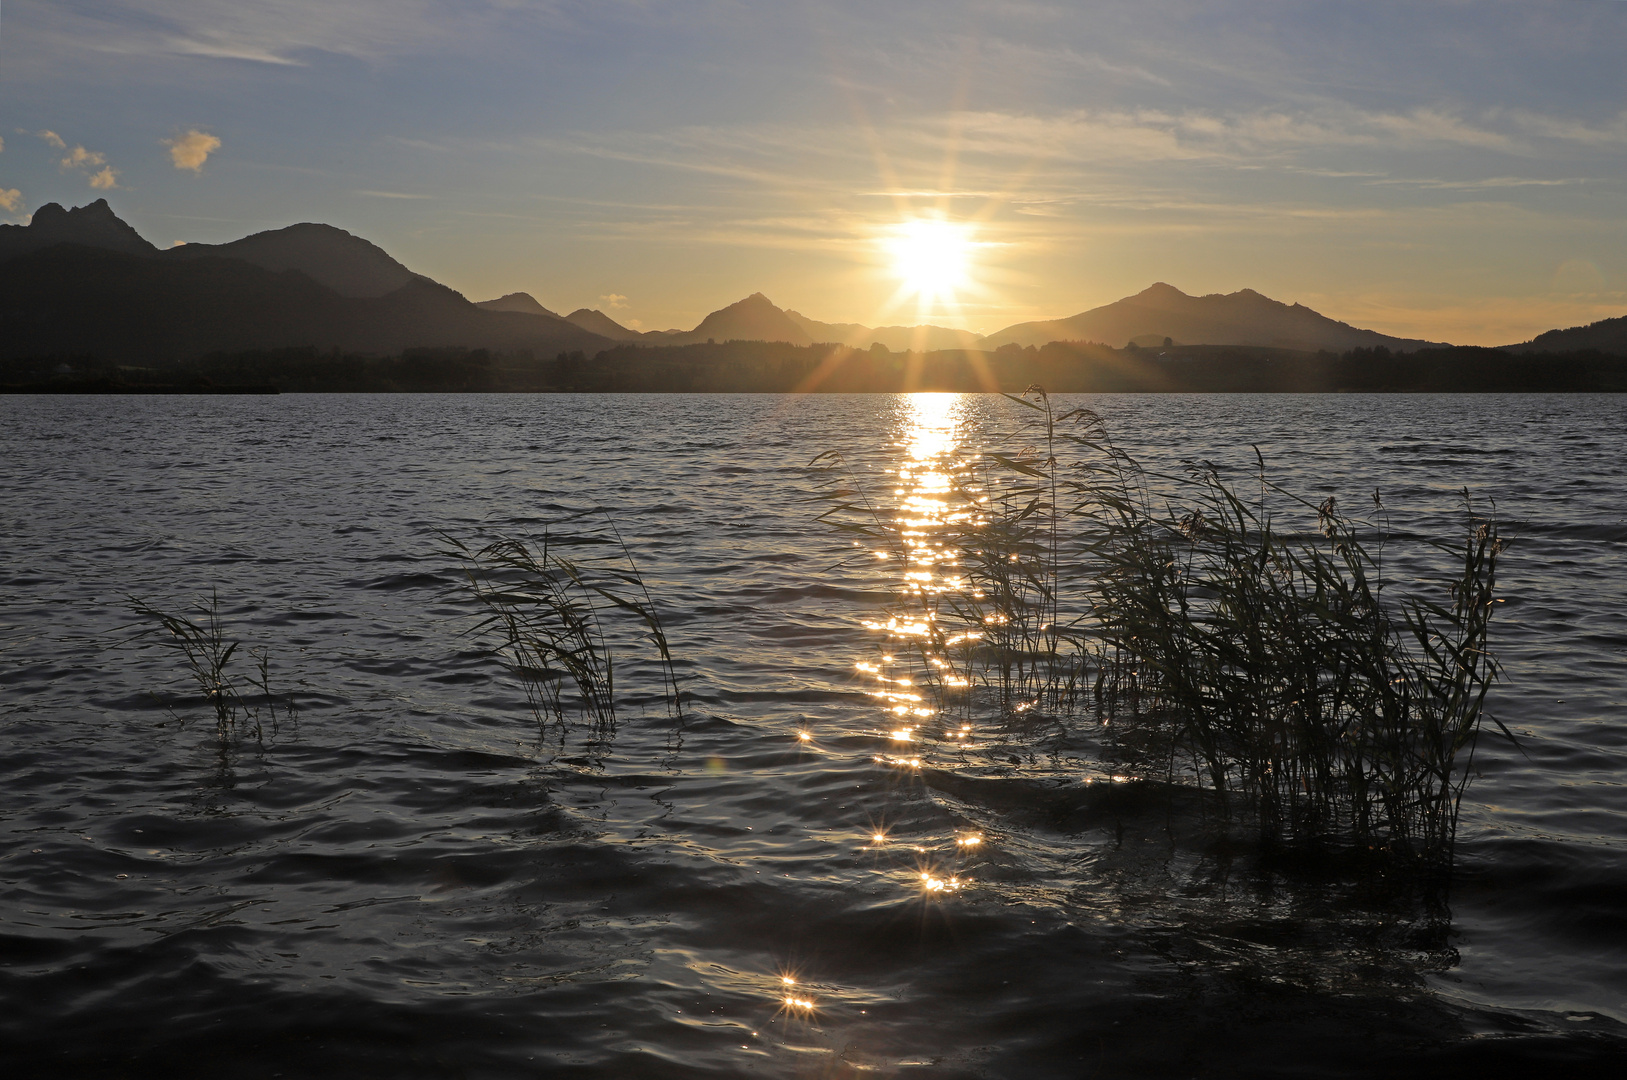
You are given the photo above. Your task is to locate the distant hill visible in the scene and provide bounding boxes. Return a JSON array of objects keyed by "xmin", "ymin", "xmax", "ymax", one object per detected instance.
[
  {"xmin": 0, "ymin": 199, "xmax": 158, "ymax": 260},
  {"xmin": 1506, "ymin": 314, "xmax": 1627, "ymax": 354},
  {"xmin": 0, "ymin": 203, "xmax": 611, "ymax": 361},
  {"xmin": 564, "ymin": 308, "xmax": 643, "ymax": 341},
  {"xmin": 653, "ymin": 294, "xmax": 976, "ymax": 350},
  {"xmin": 978, "ymin": 282, "xmax": 1440, "ymax": 352},
  {"xmin": 784, "ymin": 310, "xmax": 979, "ymax": 351},
  {"xmin": 661, "ymin": 292, "xmax": 814, "ymax": 346},
  {"xmin": 477, "ymin": 292, "xmax": 560, "ymax": 318},
  {"xmin": 166, "ymin": 223, "xmax": 418, "ymax": 298}
]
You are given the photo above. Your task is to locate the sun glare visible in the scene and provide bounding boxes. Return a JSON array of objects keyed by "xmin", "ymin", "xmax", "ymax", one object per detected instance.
[{"xmin": 883, "ymin": 217, "xmax": 975, "ymax": 313}]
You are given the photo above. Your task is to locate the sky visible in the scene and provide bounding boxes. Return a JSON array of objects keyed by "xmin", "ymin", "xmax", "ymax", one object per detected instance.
[{"xmin": 3, "ymin": 0, "xmax": 1626, "ymax": 344}]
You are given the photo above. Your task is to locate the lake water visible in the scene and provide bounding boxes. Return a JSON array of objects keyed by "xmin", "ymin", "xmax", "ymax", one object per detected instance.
[{"xmin": 2, "ymin": 392, "xmax": 1625, "ymax": 1078}]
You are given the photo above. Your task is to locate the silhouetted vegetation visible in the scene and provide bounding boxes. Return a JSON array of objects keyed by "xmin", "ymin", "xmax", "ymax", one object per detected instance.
[{"xmin": 6, "ymin": 339, "xmax": 1624, "ymax": 393}]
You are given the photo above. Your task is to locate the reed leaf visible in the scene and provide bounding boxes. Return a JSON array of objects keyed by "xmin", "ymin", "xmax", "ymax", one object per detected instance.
[{"xmin": 447, "ymin": 521, "xmax": 683, "ymax": 746}]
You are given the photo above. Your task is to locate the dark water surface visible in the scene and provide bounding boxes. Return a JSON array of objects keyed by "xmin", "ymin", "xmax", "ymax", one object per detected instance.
[{"xmin": 2, "ymin": 393, "xmax": 1625, "ymax": 1078}]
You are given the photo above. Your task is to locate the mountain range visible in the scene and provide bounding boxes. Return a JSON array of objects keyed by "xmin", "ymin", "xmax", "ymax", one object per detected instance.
[
  {"xmin": 3, "ymin": 200, "xmax": 1623, "ymax": 362},
  {"xmin": 977, "ymin": 282, "xmax": 1441, "ymax": 353},
  {"xmin": 0, "ymin": 201, "xmax": 610, "ymax": 362}
]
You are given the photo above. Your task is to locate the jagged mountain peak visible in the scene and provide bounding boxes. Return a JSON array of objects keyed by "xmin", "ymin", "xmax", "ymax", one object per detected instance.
[{"xmin": 0, "ymin": 198, "xmax": 158, "ymax": 259}]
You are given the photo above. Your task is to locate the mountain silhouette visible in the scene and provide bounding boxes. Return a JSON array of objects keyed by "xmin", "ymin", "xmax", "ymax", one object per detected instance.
[
  {"xmin": 0, "ymin": 199, "xmax": 159, "ymax": 260},
  {"xmin": 166, "ymin": 223, "xmax": 420, "ymax": 298},
  {"xmin": 1506, "ymin": 314, "xmax": 1627, "ymax": 354},
  {"xmin": 564, "ymin": 308, "xmax": 642, "ymax": 341},
  {"xmin": 978, "ymin": 282, "xmax": 1440, "ymax": 352},
  {"xmin": 784, "ymin": 310, "xmax": 979, "ymax": 351},
  {"xmin": 476, "ymin": 292, "xmax": 561, "ymax": 318},
  {"xmin": 657, "ymin": 294, "xmax": 977, "ymax": 349},
  {"xmin": 0, "ymin": 203, "xmax": 611, "ymax": 361},
  {"xmin": 475, "ymin": 294, "xmax": 642, "ymax": 342},
  {"xmin": 662, "ymin": 293, "xmax": 814, "ymax": 346}
]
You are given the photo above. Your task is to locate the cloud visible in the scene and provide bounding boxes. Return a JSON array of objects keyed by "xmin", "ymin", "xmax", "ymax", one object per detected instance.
[
  {"xmin": 48, "ymin": 137, "xmax": 120, "ymax": 187},
  {"xmin": 1508, "ymin": 108, "xmax": 1627, "ymax": 148},
  {"xmin": 164, "ymin": 129, "xmax": 221, "ymax": 171},
  {"xmin": 0, "ymin": 189, "xmax": 22, "ymax": 212},
  {"xmin": 355, "ymin": 189, "xmax": 430, "ymax": 199},
  {"xmin": 61, "ymin": 145, "xmax": 107, "ymax": 170},
  {"xmin": 599, "ymin": 293, "xmax": 629, "ymax": 308},
  {"xmin": 37, "ymin": 1, "xmax": 484, "ymax": 67},
  {"xmin": 0, "ymin": 136, "xmax": 5, "ymax": 153},
  {"xmin": 936, "ymin": 105, "xmax": 1526, "ymax": 170},
  {"xmin": 1368, "ymin": 175, "xmax": 1585, "ymax": 191}
]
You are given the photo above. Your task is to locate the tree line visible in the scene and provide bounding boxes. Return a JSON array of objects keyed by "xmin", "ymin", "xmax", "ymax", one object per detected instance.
[{"xmin": 5, "ymin": 340, "xmax": 1623, "ymax": 394}]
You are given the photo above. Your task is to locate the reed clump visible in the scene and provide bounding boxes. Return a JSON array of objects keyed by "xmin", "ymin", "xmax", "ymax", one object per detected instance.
[
  {"xmin": 1067, "ymin": 414, "xmax": 1505, "ymax": 863},
  {"xmin": 819, "ymin": 389, "xmax": 1506, "ymax": 866},
  {"xmin": 130, "ymin": 589, "xmax": 296, "ymax": 742},
  {"xmin": 445, "ymin": 522, "xmax": 682, "ymax": 744}
]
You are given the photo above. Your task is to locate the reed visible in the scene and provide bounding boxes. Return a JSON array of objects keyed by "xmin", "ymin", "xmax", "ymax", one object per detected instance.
[
  {"xmin": 1057, "ymin": 408, "xmax": 1505, "ymax": 862},
  {"xmin": 129, "ymin": 588, "xmax": 296, "ymax": 742},
  {"xmin": 445, "ymin": 521, "xmax": 682, "ymax": 743},
  {"xmin": 819, "ymin": 390, "xmax": 1506, "ymax": 865}
]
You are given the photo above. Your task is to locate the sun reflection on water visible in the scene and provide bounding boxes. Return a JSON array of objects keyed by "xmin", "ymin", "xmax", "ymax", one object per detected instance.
[{"xmin": 836, "ymin": 394, "xmax": 1007, "ymax": 898}]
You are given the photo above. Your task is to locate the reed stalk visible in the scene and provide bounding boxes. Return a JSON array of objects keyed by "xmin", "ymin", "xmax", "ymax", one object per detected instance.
[
  {"xmin": 445, "ymin": 522, "xmax": 683, "ymax": 744},
  {"xmin": 129, "ymin": 588, "xmax": 296, "ymax": 742}
]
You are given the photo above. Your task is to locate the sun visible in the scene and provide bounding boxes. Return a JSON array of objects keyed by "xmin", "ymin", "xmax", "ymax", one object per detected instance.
[{"xmin": 883, "ymin": 216, "xmax": 975, "ymax": 312}]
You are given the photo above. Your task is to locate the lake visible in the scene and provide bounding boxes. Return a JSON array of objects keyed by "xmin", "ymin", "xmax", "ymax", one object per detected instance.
[{"xmin": 2, "ymin": 392, "xmax": 1625, "ymax": 1077}]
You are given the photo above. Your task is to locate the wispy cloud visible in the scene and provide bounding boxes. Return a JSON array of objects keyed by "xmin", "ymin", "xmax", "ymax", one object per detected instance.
[
  {"xmin": 37, "ymin": 130, "xmax": 67, "ymax": 149},
  {"xmin": 89, "ymin": 167, "xmax": 121, "ymax": 190},
  {"xmin": 0, "ymin": 189, "xmax": 23, "ymax": 213},
  {"xmin": 164, "ymin": 129, "xmax": 222, "ymax": 171},
  {"xmin": 1507, "ymin": 108, "xmax": 1627, "ymax": 148},
  {"xmin": 355, "ymin": 189, "xmax": 431, "ymax": 199},
  {"xmin": 937, "ymin": 104, "xmax": 1527, "ymax": 168},
  {"xmin": 599, "ymin": 293, "xmax": 629, "ymax": 308},
  {"xmin": 164, "ymin": 35, "xmax": 307, "ymax": 66},
  {"xmin": 1368, "ymin": 176, "xmax": 1586, "ymax": 191},
  {"xmin": 30, "ymin": 1, "xmax": 523, "ymax": 67}
]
